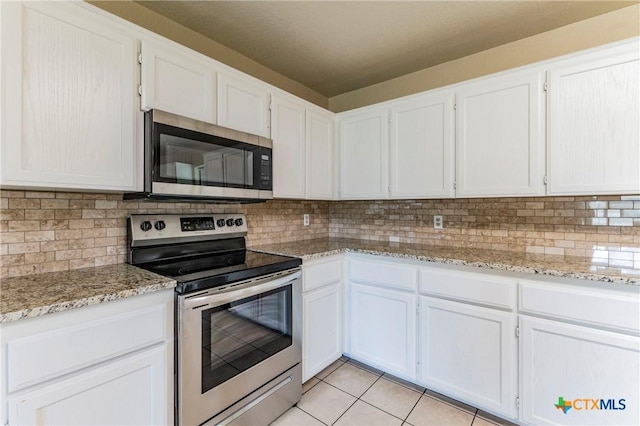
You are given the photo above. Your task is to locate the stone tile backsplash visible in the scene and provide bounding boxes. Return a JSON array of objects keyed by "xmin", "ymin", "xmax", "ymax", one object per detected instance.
[
  {"xmin": 1, "ymin": 190, "xmax": 639, "ymax": 278},
  {"xmin": 329, "ymin": 196, "xmax": 640, "ymax": 264},
  {"xmin": 0, "ymin": 190, "xmax": 328, "ymax": 278}
]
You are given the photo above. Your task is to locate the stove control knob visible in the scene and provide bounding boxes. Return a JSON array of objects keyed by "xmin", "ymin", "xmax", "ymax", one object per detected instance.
[
  {"xmin": 226, "ymin": 218, "xmax": 235, "ymax": 227},
  {"xmin": 216, "ymin": 219, "xmax": 225, "ymax": 227},
  {"xmin": 234, "ymin": 218, "xmax": 244, "ymax": 227},
  {"xmin": 140, "ymin": 221, "xmax": 152, "ymax": 232},
  {"xmin": 154, "ymin": 220, "xmax": 166, "ymax": 231}
]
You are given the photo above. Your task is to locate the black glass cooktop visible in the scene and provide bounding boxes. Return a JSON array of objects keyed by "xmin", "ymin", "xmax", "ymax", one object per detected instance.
[{"xmin": 139, "ymin": 249, "xmax": 301, "ymax": 294}]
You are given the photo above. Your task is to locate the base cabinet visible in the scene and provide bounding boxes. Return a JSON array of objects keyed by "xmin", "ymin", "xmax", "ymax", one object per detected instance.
[
  {"xmin": 418, "ymin": 296, "xmax": 517, "ymax": 418},
  {"xmin": 348, "ymin": 282, "xmax": 416, "ymax": 381},
  {"xmin": 8, "ymin": 346, "xmax": 168, "ymax": 426},
  {"xmin": 520, "ymin": 316, "xmax": 640, "ymax": 426}
]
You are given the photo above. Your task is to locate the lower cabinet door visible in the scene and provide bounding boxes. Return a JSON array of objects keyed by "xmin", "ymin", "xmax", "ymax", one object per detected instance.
[
  {"xmin": 8, "ymin": 345, "xmax": 168, "ymax": 426},
  {"xmin": 520, "ymin": 316, "xmax": 640, "ymax": 426},
  {"xmin": 418, "ymin": 296, "xmax": 517, "ymax": 418},
  {"xmin": 349, "ymin": 282, "xmax": 416, "ymax": 381},
  {"xmin": 303, "ymin": 282, "xmax": 342, "ymax": 381}
]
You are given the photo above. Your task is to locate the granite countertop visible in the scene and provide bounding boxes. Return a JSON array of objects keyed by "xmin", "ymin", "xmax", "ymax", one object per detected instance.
[
  {"xmin": 0, "ymin": 264, "xmax": 176, "ymax": 324},
  {"xmin": 250, "ymin": 238, "xmax": 640, "ymax": 285}
]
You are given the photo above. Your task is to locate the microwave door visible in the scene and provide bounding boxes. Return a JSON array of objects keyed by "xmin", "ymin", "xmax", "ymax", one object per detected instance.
[{"xmin": 223, "ymin": 150, "xmax": 247, "ymax": 186}]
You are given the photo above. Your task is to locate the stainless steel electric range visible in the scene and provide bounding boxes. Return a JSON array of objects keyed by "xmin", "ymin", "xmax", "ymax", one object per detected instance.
[{"xmin": 128, "ymin": 214, "xmax": 302, "ymax": 426}]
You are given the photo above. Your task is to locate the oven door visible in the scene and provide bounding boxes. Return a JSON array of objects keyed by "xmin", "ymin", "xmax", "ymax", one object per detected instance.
[{"xmin": 178, "ymin": 269, "xmax": 301, "ymax": 426}]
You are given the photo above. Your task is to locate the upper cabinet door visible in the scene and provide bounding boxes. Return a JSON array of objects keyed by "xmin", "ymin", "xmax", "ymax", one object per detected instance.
[
  {"xmin": 271, "ymin": 94, "xmax": 306, "ymax": 199},
  {"xmin": 339, "ymin": 107, "xmax": 389, "ymax": 200},
  {"xmin": 306, "ymin": 108, "xmax": 335, "ymax": 200},
  {"xmin": 140, "ymin": 40, "xmax": 216, "ymax": 124},
  {"xmin": 217, "ymin": 73, "xmax": 271, "ymax": 137},
  {"xmin": 547, "ymin": 43, "xmax": 640, "ymax": 195},
  {"xmin": 456, "ymin": 70, "xmax": 545, "ymax": 197},
  {"xmin": 0, "ymin": 2, "xmax": 139, "ymax": 191},
  {"xmin": 389, "ymin": 91, "xmax": 455, "ymax": 199}
]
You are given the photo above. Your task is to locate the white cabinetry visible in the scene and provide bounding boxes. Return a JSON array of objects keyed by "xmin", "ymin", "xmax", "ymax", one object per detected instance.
[
  {"xmin": 339, "ymin": 107, "xmax": 389, "ymax": 200},
  {"xmin": 0, "ymin": 290, "xmax": 174, "ymax": 426},
  {"xmin": 455, "ymin": 70, "xmax": 545, "ymax": 197},
  {"xmin": 547, "ymin": 42, "xmax": 640, "ymax": 195},
  {"xmin": 390, "ymin": 91, "xmax": 455, "ymax": 198},
  {"xmin": 140, "ymin": 39, "xmax": 216, "ymax": 123},
  {"xmin": 306, "ymin": 108, "xmax": 335, "ymax": 200},
  {"xmin": 271, "ymin": 94, "xmax": 306, "ymax": 198},
  {"xmin": 519, "ymin": 279, "xmax": 640, "ymax": 425},
  {"xmin": 418, "ymin": 267, "xmax": 518, "ymax": 419},
  {"xmin": 302, "ymin": 256, "xmax": 343, "ymax": 381},
  {"xmin": 0, "ymin": 1, "xmax": 139, "ymax": 191},
  {"xmin": 217, "ymin": 73, "xmax": 271, "ymax": 137},
  {"xmin": 345, "ymin": 256, "xmax": 416, "ymax": 381}
]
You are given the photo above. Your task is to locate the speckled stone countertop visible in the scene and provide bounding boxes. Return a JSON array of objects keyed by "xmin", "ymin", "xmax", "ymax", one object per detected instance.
[
  {"xmin": 250, "ymin": 238, "xmax": 640, "ymax": 285},
  {"xmin": 0, "ymin": 264, "xmax": 176, "ymax": 324}
]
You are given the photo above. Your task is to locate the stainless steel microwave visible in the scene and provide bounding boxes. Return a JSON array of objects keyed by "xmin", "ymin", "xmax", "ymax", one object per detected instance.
[{"xmin": 125, "ymin": 110, "xmax": 273, "ymax": 203}]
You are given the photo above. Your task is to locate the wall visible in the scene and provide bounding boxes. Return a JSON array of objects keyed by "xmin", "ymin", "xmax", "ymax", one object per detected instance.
[
  {"xmin": 0, "ymin": 190, "xmax": 329, "ymax": 279},
  {"xmin": 329, "ymin": 196, "xmax": 640, "ymax": 268},
  {"xmin": 329, "ymin": 4, "xmax": 640, "ymax": 112},
  {"xmin": 88, "ymin": 1, "xmax": 328, "ymax": 109}
]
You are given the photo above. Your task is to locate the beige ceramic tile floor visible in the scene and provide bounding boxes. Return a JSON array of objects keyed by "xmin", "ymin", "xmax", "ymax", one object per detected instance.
[{"xmin": 270, "ymin": 357, "xmax": 515, "ymax": 426}]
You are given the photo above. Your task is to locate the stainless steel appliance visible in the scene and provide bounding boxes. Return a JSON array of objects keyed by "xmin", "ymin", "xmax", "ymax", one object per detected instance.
[
  {"xmin": 128, "ymin": 214, "xmax": 302, "ymax": 426},
  {"xmin": 125, "ymin": 110, "xmax": 273, "ymax": 203}
]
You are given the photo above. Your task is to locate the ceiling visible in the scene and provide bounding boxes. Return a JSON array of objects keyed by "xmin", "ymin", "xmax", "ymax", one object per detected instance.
[{"xmin": 134, "ymin": 1, "xmax": 637, "ymax": 98}]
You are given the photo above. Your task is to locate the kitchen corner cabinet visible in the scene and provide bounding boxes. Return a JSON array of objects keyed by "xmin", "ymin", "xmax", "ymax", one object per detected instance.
[
  {"xmin": 389, "ymin": 91, "xmax": 455, "ymax": 199},
  {"xmin": 345, "ymin": 256, "xmax": 417, "ymax": 381},
  {"xmin": 271, "ymin": 94, "xmax": 306, "ymax": 198},
  {"xmin": 140, "ymin": 39, "xmax": 217, "ymax": 124},
  {"xmin": 456, "ymin": 69, "xmax": 545, "ymax": 197},
  {"xmin": 0, "ymin": 1, "xmax": 140, "ymax": 191},
  {"xmin": 546, "ymin": 42, "xmax": 640, "ymax": 195},
  {"xmin": 217, "ymin": 72, "xmax": 271, "ymax": 137},
  {"xmin": 0, "ymin": 290, "xmax": 174, "ymax": 426},
  {"xmin": 339, "ymin": 107, "xmax": 389, "ymax": 200},
  {"xmin": 306, "ymin": 108, "xmax": 335, "ymax": 200},
  {"xmin": 417, "ymin": 268, "xmax": 518, "ymax": 419},
  {"xmin": 302, "ymin": 256, "xmax": 343, "ymax": 381}
]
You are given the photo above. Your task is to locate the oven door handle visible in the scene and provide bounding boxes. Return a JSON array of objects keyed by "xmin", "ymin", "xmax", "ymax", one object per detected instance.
[{"xmin": 182, "ymin": 269, "xmax": 301, "ymax": 310}]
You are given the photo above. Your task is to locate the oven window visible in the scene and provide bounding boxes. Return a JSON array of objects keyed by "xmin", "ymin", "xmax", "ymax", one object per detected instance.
[{"xmin": 201, "ymin": 285, "xmax": 292, "ymax": 393}]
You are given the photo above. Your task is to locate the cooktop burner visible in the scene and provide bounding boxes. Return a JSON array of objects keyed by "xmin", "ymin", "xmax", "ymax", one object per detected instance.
[{"xmin": 127, "ymin": 214, "xmax": 302, "ymax": 295}]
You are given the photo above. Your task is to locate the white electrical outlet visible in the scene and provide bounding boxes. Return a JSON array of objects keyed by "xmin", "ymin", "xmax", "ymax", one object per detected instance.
[
  {"xmin": 303, "ymin": 214, "xmax": 310, "ymax": 226},
  {"xmin": 434, "ymin": 215, "xmax": 443, "ymax": 229}
]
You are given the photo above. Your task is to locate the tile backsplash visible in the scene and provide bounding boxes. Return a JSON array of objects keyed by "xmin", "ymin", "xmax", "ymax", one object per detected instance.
[
  {"xmin": 1, "ymin": 190, "xmax": 639, "ymax": 278},
  {"xmin": 0, "ymin": 190, "xmax": 328, "ymax": 278},
  {"xmin": 329, "ymin": 196, "xmax": 640, "ymax": 263}
]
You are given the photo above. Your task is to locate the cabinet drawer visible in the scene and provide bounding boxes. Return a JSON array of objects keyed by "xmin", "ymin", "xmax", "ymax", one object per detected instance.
[
  {"xmin": 7, "ymin": 305, "xmax": 167, "ymax": 392},
  {"xmin": 419, "ymin": 268, "xmax": 516, "ymax": 310},
  {"xmin": 519, "ymin": 280, "xmax": 640, "ymax": 333},
  {"xmin": 349, "ymin": 258, "xmax": 417, "ymax": 291},
  {"xmin": 303, "ymin": 259, "xmax": 342, "ymax": 292}
]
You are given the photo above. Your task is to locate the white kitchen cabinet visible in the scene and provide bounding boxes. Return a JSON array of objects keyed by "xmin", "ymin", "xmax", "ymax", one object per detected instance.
[
  {"xmin": 271, "ymin": 94, "xmax": 306, "ymax": 198},
  {"xmin": 547, "ymin": 41, "xmax": 640, "ymax": 195},
  {"xmin": 0, "ymin": 1, "xmax": 140, "ymax": 191},
  {"xmin": 217, "ymin": 72, "xmax": 271, "ymax": 137},
  {"xmin": 456, "ymin": 69, "xmax": 545, "ymax": 197},
  {"xmin": 140, "ymin": 39, "xmax": 217, "ymax": 123},
  {"xmin": 306, "ymin": 108, "xmax": 335, "ymax": 200},
  {"xmin": 338, "ymin": 107, "xmax": 389, "ymax": 200},
  {"xmin": 346, "ymin": 256, "xmax": 417, "ymax": 380},
  {"xmin": 389, "ymin": 91, "xmax": 455, "ymax": 199},
  {"xmin": 520, "ymin": 316, "xmax": 640, "ymax": 426},
  {"xmin": 0, "ymin": 290, "xmax": 174, "ymax": 425},
  {"xmin": 8, "ymin": 346, "xmax": 168, "ymax": 426},
  {"xmin": 302, "ymin": 257, "xmax": 343, "ymax": 381},
  {"xmin": 419, "ymin": 297, "xmax": 517, "ymax": 418}
]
